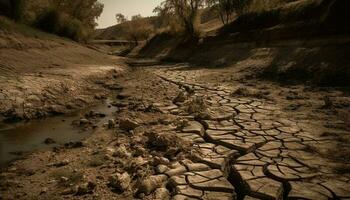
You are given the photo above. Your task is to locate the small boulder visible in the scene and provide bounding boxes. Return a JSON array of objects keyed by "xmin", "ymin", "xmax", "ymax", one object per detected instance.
[
  {"xmin": 108, "ymin": 172, "xmax": 131, "ymax": 192},
  {"xmin": 155, "ymin": 165, "xmax": 169, "ymax": 174},
  {"xmin": 154, "ymin": 188, "xmax": 170, "ymax": 200},
  {"xmin": 116, "ymin": 92, "xmax": 130, "ymax": 100},
  {"xmin": 113, "ymin": 145, "xmax": 131, "ymax": 158},
  {"xmin": 137, "ymin": 175, "xmax": 167, "ymax": 195},
  {"xmin": 173, "ymin": 91, "xmax": 187, "ymax": 104},
  {"xmin": 75, "ymin": 181, "xmax": 96, "ymax": 195},
  {"xmin": 51, "ymin": 159, "xmax": 69, "ymax": 167},
  {"xmin": 108, "ymin": 119, "xmax": 116, "ymax": 129},
  {"xmin": 119, "ymin": 118, "xmax": 139, "ymax": 131}
]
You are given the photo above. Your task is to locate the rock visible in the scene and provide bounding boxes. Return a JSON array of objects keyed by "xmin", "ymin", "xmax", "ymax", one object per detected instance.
[
  {"xmin": 64, "ymin": 142, "xmax": 84, "ymax": 149},
  {"xmin": 61, "ymin": 188, "xmax": 76, "ymax": 195},
  {"xmin": 108, "ymin": 172, "xmax": 131, "ymax": 192},
  {"xmin": 137, "ymin": 175, "xmax": 168, "ymax": 195},
  {"xmin": 60, "ymin": 176, "xmax": 69, "ymax": 182},
  {"xmin": 132, "ymin": 156, "xmax": 148, "ymax": 167},
  {"xmin": 108, "ymin": 119, "xmax": 115, "ymax": 129},
  {"xmin": 79, "ymin": 118, "xmax": 89, "ymax": 125},
  {"xmin": 182, "ymin": 121, "xmax": 205, "ymax": 136},
  {"xmin": 27, "ymin": 95, "xmax": 41, "ymax": 102},
  {"xmin": 75, "ymin": 181, "xmax": 96, "ymax": 195},
  {"xmin": 165, "ymin": 166, "xmax": 187, "ymax": 177},
  {"xmin": 154, "ymin": 188, "xmax": 170, "ymax": 200},
  {"xmin": 52, "ymin": 160, "xmax": 69, "ymax": 167},
  {"xmin": 40, "ymin": 187, "xmax": 48, "ymax": 195},
  {"xmin": 117, "ymin": 92, "xmax": 130, "ymax": 99},
  {"xmin": 113, "ymin": 145, "xmax": 131, "ymax": 158},
  {"xmin": 173, "ymin": 91, "xmax": 187, "ymax": 104},
  {"xmin": 85, "ymin": 110, "xmax": 106, "ymax": 118},
  {"xmin": 111, "ymin": 101, "xmax": 128, "ymax": 108},
  {"xmin": 48, "ymin": 105, "xmax": 66, "ymax": 114},
  {"xmin": 119, "ymin": 118, "xmax": 139, "ymax": 131},
  {"xmin": 153, "ymin": 156, "xmax": 170, "ymax": 166},
  {"xmin": 134, "ymin": 146, "xmax": 147, "ymax": 157},
  {"xmin": 44, "ymin": 138, "xmax": 56, "ymax": 144},
  {"xmin": 155, "ymin": 165, "xmax": 169, "ymax": 174}
]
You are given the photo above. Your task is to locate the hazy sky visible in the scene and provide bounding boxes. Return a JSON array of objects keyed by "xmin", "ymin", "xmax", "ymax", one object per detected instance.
[{"xmin": 97, "ymin": 0, "xmax": 163, "ymax": 29}]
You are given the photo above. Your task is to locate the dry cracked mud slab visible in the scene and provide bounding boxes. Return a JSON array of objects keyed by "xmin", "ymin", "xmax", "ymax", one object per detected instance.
[
  {"xmin": 151, "ymin": 66, "xmax": 350, "ymax": 200},
  {"xmin": 1, "ymin": 64, "xmax": 349, "ymax": 200}
]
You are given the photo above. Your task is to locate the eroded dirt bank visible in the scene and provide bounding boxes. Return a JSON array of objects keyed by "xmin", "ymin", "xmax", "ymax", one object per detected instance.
[
  {"xmin": 0, "ymin": 31, "xmax": 127, "ymax": 122},
  {"xmin": 1, "ymin": 60, "xmax": 349, "ymax": 200}
]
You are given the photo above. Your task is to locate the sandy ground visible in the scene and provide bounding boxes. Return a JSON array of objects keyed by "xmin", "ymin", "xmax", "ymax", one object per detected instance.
[{"xmin": 1, "ymin": 56, "xmax": 349, "ymax": 199}]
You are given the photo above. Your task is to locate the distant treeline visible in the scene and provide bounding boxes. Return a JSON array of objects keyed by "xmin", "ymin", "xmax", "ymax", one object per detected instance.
[{"xmin": 0, "ymin": 0, "xmax": 104, "ymax": 42}]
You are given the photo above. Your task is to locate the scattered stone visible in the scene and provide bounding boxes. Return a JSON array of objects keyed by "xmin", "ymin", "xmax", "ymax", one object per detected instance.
[
  {"xmin": 85, "ymin": 110, "xmax": 106, "ymax": 118},
  {"xmin": 113, "ymin": 145, "xmax": 131, "ymax": 158},
  {"xmin": 116, "ymin": 92, "xmax": 130, "ymax": 99},
  {"xmin": 155, "ymin": 165, "xmax": 170, "ymax": 174},
  {"xmin": 61, "ymin": 188, "xmax": 76, "ymax": 195},
  {"xmin": 111, "ymin": 101, "xmax": 128, "ymax": 108},
  {"xmin": 108, "ymin": 172, "xmax": 131, "ymax": 192},
  {"xmin": 154, "ymin": 187, "xmax": 170, "ymax": 200},
  {"xmin": 79, "ymin": 118, "xmax": 89, "ymax": 125},
  {"xmin": 75, "ymin": 181, "xmax": 96, "ymax": 196},
  {"xmin": 40, "ymin": 187, "xmax": 48, "ymax": 195},
  {"xmin": 119, "ymin": 118, "xmax": 139, "ymax": 131},
  {"xmin": 137, "ymin": 175, "xmax": 168, "ymax": 195},
  {"xmin": 165, "ymin": 166, "xmax": 187, "ymax": 177},
  {"xmin": 51, "ymin": 160, "xmax": 69, "ymax": 167},
  {"xmin": 64, "ymin": 141, "xmax": 84, "ymax": 149},
  {"xmin": 182, "ymin": 121, "xmax": 205, "ymax": 136},
  {"xmin": 44, "ymin": 138, "xmax": 56, "ymax": 144},
  {"xmin": 108, "ymin": 119, "xmax": 115, "ymax": 129},
  {"xmin": 173, "ymin": 91, "xmax": 188, "ymax": 104}
]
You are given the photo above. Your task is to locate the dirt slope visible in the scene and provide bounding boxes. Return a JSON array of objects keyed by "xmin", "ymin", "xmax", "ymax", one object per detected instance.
[{"xmin": 0, "ymin": 30, "xmax": 126, "ymax": 122}]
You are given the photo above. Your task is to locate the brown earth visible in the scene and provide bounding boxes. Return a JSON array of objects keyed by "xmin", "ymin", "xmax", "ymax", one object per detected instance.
[
  {"xmin": 1, "ymin": 13, "xmax": 350, "ymax": 199},
  {"xmin": 0, "ymin": 57, "xmax": 349, "ymax": 199},
  {"xmin": 0, "ymin": 31, "xmax": 127, "ymax": 122}
]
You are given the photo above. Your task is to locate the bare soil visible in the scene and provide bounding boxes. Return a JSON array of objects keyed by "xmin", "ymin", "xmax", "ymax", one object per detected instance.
[
  {"xmin": 1, "ymin": 56, "xmax": 349, "ymax": 199},
  {"xmin": 0, "ymin": 31, "xmax": 127, "ymax": 122},
  {"xmin": 0, "ymin": 30, "xmax": 349, "ymax": 200}
]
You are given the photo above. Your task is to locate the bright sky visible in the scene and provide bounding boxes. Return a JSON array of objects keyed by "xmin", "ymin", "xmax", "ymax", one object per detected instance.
[{"xmin": 96, "ymin": 0, "xmax": 163, "ymax": 29}]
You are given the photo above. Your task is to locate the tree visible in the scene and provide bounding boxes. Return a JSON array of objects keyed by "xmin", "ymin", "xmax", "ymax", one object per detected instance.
[
  {"xmin": 8, "ymin": 0, "xmax": 26, "ymax": 21},
  {"xmin": 116, "ymin": 13, "xmax": 127, "ymax": 24},
  {"xmin": 126, "ymin": 15, "xmax": 154, "ymax": 45},
  {"xmin": 155, "ymin": 0, "xmax": 205, "ymax": 38},
  {"xmin": 131, "ymin": 14, "xmax": 142, "ymax": 21},
  {"xmin": 51, "ymin": 0, "xmax": 104, "ymax": 29},
  {"xmin": 208, "ymin": 0, "xmax": 250, "ymax": 25}
]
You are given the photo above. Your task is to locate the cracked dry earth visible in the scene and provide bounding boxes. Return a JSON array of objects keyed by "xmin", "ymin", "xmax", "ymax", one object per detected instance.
[{"xmin": 1, "ymin": 62, "xmax": 350, "ymax": 200}]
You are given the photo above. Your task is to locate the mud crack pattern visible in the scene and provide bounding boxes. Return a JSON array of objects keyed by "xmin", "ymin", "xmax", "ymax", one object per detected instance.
[{"xmin": 149, "ymin": 66, "xmax": 350, "ymax": 200}]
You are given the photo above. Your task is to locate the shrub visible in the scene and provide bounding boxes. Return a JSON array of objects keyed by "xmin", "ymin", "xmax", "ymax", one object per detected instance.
[
  {"xmin": 34, "ymin": 8, "xmax": 62, "ymax": 33},
  {"xmin": 221, "ymin": 0, "xmax": 328, "ymax": 33},
  {"xmin": 34, "ymin": 8, "xmax": 90, "ymax": 42},
  {"xmin": 58, "ymin": 17, "xmax": 88, "ymax": 42}
]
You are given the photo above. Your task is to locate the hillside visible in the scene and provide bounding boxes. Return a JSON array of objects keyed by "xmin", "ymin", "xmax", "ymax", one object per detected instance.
[
  {"xmin": 138, "ymin": 0, "xmax": 350, "ymax": 87},
  {"xmin": 0, "ymin": 16, "xmax": 126, "ymax": 122},
  {"xmin": 95, "ymin": 8, "xmax": 222, "ymax": 40},
  {"xmin": 95, "ymin": 16, "xmax": 161, "ymax": 40}
]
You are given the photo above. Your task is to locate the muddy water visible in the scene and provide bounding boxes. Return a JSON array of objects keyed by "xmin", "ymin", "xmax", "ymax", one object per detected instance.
[{"xmin": 0, "ymin": 98, "xmax": 118, "ymax": 167}]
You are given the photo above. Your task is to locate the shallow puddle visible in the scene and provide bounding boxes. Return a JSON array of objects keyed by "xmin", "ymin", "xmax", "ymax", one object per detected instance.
[{"xmin": 0, "ymin": 98, "xmax": 118, "ymax": 167}]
